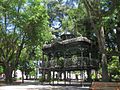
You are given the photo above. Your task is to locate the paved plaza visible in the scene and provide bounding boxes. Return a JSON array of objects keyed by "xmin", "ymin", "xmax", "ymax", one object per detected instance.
[
  {"xmin": 0, "ymin": 80, "xmax": 89, "ymax": 90},
  {"xmin": 0, "ymin": 85, "xmax": 89, "ymax": 90}
]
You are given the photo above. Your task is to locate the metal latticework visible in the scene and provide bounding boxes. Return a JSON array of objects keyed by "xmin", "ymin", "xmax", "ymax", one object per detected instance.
[{"xmin": 41, "ymin": 35, "xmax": 100, "ymax": 85}]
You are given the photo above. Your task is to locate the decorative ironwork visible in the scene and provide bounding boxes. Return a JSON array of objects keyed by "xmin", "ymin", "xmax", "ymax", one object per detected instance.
[{"xmin": 41, "ymin": 34, "xmax": 100, "ymax": 84}]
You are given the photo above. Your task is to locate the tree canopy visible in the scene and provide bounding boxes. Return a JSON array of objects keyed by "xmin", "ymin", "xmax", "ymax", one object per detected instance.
[{"xmin": 0, "ymin": 0, "xmax": 52, "ymax": 83}]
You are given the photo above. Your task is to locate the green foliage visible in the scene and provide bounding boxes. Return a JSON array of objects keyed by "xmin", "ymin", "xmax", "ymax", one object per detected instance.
[
  {"xmin": 57, "ymin": 57, "xmax": 64, "ymax": 67},
  {"xmin": 21, "ymin": 0, "xmax": 52, "ymax": 45},
  {"xmin": 0, "ymin": 66, "xmax": 3, "ymax": 74},
  {"xmin": 108, "ymin": 56, "xmax": 120, "ymax": 80},
  {"xmin": 39, "ymin": 76, "xmax": 45, "ymax": 82},
  {"xmin": 0, "ymin": 0, "xmax": 52, "ymax": 83},
  {"xmin": 19, "ymin": 48, "xmax": 35, "ymax": 76},
  {"xmin": 29, "ymin": 69, "xmax": 35, "ymax": 77},
  {"xmin": 0, "ymin": 0, "xmax": 120, "ymax": 83},
  {"xmin": 108, "ymin": 56, "xmax": 120, "ymax": 74}
]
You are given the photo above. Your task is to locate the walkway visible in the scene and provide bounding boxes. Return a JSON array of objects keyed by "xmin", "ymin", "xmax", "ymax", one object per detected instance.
[{"xmin": 0, "ymin": 80, "xmax": 89, "ymax": 90}]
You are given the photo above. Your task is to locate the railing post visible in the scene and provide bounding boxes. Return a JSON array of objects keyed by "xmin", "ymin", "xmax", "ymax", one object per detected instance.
[{"xmin": 89, "ymin": 53, "xmax": 92, "ymax": 66}]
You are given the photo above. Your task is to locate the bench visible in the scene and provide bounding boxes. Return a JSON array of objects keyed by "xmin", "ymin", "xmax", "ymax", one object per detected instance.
[{"xmin": 90, "ymin": 82, "xmax": 120, "ymax": 90}]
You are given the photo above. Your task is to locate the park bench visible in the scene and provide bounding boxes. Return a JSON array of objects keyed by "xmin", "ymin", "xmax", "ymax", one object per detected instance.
[{"xmin": 90, "ymin": 82, "xmax": 120, "ymax": 90}]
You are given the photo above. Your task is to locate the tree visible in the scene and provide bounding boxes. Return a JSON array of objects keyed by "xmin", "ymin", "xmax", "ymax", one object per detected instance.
[
  {"xmin": 0, "ymin": 0, "xmax": 52, "ymax": 84},
  {"xmin": 81, "ymin": 0, "xmax": 119, "ymax": 81},
  {"xmin": 47, "ymin": 0, "xmax": 79, "ymax": 37}
]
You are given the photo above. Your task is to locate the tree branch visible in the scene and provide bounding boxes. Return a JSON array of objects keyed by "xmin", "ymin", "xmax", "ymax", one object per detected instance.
[{"xmin": 15, "ymin": 35, "xmax": 25, "ymax": 66}]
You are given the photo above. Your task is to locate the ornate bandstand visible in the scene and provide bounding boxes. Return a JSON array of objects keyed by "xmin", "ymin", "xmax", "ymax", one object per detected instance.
[{"xmin": 41, "ymin": 33, "xmax": 100, "ymax": 85}]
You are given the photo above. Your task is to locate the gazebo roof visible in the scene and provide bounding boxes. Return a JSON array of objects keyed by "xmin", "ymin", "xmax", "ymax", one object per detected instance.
[{"xmin": 43, "ymin": 36, "xmax": 91, "ymax": 51}]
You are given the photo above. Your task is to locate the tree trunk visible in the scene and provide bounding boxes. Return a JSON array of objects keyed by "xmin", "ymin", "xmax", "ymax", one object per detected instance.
[
  {"xmin": 42, "ymin": 53, "xmax": 45, "ymax": 82},
  {"xmin": 26, "ymin": 74, "xmax": 28, "ymax": 80},
  {"xmin": 87, "ymin": 69, "xmax": 92, "ymax": 82},
  {"xmin": 97, "ymin": 26, "xmax": 109, "ymax": 82},
  {"xmin": 116, "ymin": 24, "xmax": 120, "ymax": 64},
  {"xmin": 101, "ymin": 53, "xmax": 109, "ymax": 81},
  {"xmin": 4, "ymin": 65, "xmax": 13, "ymax": 84},
  {"xmin": 21, "ymin": 70, "xmax": 24, "ymax": 83}
]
